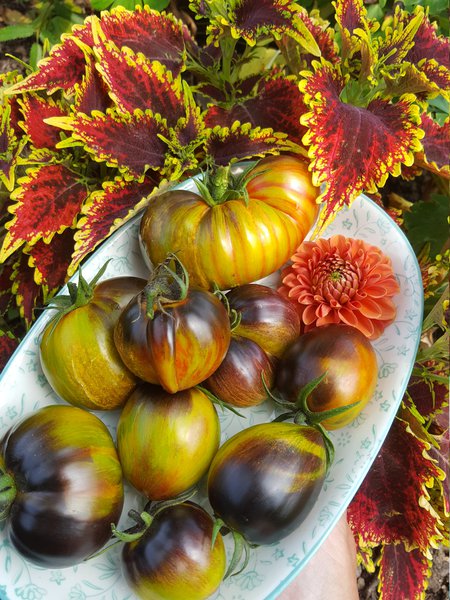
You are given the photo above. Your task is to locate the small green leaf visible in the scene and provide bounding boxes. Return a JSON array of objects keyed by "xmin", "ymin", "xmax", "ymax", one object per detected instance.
[
  {"xmin": 29, "ymin": 42, "xmax": 43, "ymax": 71},
  {"xmin": 145, "ymin": 0, "xmax": 171, "ymax": 10},
  {"xmin": 90, "ymin": 0, "xmax": 113, "ymax": 9},
  {"xmin": 0, "ymin": 24, "xmax": 35, "ymax": 42},
  {"xmin": 404, "ymin": 195, "xmax": 449, "ymax": 257}
]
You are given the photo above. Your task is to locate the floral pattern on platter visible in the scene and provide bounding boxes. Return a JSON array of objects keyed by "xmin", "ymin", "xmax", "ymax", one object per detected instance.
[{"xmin": 0, "ymin": 171, "xmax": 423, "ymax": 600}]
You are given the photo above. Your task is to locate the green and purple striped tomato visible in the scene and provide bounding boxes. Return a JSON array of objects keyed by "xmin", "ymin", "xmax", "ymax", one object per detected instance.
[
  {"xmin": 205, "ymin": 284, "xmax": 301, "ymax": 407},
  {"xmin": 276, "ymin": 324, "xmax": 378, "ymax": 429},
  {"xmin": 139, "ymin": 155, "xmax": 319, "ymax": 290},
  {"xmin": 114, "ymin": 287, "xmax": 231, "ymax": 393},
  {"xmin": 122, "ymin": 502, "xmax": 226, "ymax": 600},
  {"xmin": 207, "ymin": 422, "xmax": 326, "ymax": 545},
  {"xmin": 0, "ymin": 405, "xmax": 124, "ymax": 567},
  {"xmin": 117, "ymin": 384, "xmax": 221, "ymax": 500},
  {"xmin": 40, "ymin": 276, "xmax": 146, "ymax": 410}
]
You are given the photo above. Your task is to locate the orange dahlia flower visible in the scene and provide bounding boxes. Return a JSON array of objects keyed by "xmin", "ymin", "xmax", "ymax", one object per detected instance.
[{"xmin": 279, "ymin": 235, "xmax": 401, "ymax": 340}]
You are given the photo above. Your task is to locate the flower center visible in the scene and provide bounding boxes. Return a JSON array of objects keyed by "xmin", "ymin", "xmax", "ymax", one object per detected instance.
[{"xmin": 312, "ymin": 256, "xmax": 359, "ymax": 305}]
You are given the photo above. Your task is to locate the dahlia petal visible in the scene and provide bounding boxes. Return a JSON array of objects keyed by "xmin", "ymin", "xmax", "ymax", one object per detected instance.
[{"xmin": 302, "ymin": 304, "xmax": 319, "ymax": 325}]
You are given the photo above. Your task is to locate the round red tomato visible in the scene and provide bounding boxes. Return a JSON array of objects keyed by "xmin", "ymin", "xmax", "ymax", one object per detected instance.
[{"xmin": 139, "ymin": 155, "xmax": 319, "ymax": 290}]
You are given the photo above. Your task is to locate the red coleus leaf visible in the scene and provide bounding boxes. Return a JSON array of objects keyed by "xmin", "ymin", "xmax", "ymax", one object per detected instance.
[
  {"xmin": 73, "ymin": 53, "xmax": 112, "ymax": 115},
  {"xmin": 59, "ymin": 109, "xmax": 168, "ymax": 178},
  {"xmin": 415, "ymin": 114, "xmax": 450, "ymax": 177},
  {"xmin": 0, "ymin": 263, "xmax": 14, "ymax": 316},
  {"xmin": 205, "ymin": 122, "xmax": 291, "ymax": 166},
  {"xmin": 11, "ymin": 252, "xmax": 44, "ymax": 326},
  {"xmin": 26, "ymin": 229, "xmax": 75, "ymax": 293},
  {"xmin": 97, "ymin": 6, "xmax": 191, "ymax": 77},
  {"xmin": 407, "ymin": 371, "xmax": 449, "ymax": 420},
  {"xmin": 205, "ymin": 75, "xmax": 308, "ymax": 146},
  {"xmin": 348, "ymin": 418, "xmax": 443, "ymax": 553},
  {"xmin": 18, "ymin": 94, "xmax": 67, "ymax": 149},
  {"xmin": 428, "ymin": 426, "xmax": 449, "ymax": 515},
  {"xmin": 404, "ymin": 8, "xmax": 449, "ymax": 69},
  {"xmin": 377, "ymin": 544, "xmax": 431, "ymax": 600},
  {"xmin": 0, "ymin": 330, "xmax": 19, "ymax": 372},
  {"xmin": 300, "ymin": 62, "xmax": 423, "ymax": 231},
  {"xmin": 69, "ymin": 175, "xmax": 159, "ymax": 274},
  {"xmin": 0, "ymin": 164, "xmax": 87, "ymax": 262},
  {"xmin": 92, "ymin": 32, "xmax": 185, "ymax": 123},
  {"xmin": 7, "ymin": 29, "xmax": 93, "ymax": 95},
  {"xmin": 200, "ymin": 0, "xmax": 319, "ymax": 56}
]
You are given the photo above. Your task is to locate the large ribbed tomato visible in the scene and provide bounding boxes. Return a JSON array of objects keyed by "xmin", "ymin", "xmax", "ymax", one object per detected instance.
[{"xmin": 139, "ymin": 155, "xmax": 319, "ymax": 290}]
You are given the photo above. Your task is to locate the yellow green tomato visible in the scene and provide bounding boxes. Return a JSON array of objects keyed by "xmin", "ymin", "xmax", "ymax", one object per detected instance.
[
  {"xmin": 139, "ymin": 155, "xmax": 319, "ymax": 290},
  {"xmin": 40, "ymin": 276, "xmax": 145, "ymax": 410},
  {"xmin": 122, "ymin": 502, "xmax": 226, "ymax": 600},
  {"xmin": 117, "ymin": 384, "xmax": 221, "ymax": 500}
]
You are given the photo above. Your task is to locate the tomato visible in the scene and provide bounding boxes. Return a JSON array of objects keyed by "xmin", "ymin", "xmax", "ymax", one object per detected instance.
[
  {"xmin": 139, "ymin": 155, "xmax": 319, "ymax": 290},
  {"xmin": 207, "ymin": 422, "xmax": 326, "ymax": 545},
  {"xmin": 0, "ymin": 405, "xmax": 124, "ymax": 567},
  {"xmin": 276, "ymin": 324, "xmax": 378, "ymax": 430},
  {"xmin": 122, "ymin": 502, "xmax": 226, "ymax": 600},
  {"xmin": 117, "ymin": 384, "xmax": 220, "ymax": 500},
  {"xmin": 205, "ymin": 284, "xmax": 300, "ymax": 407},
  {"xmin": 40, "ymin": 275, "xmax": 146, "ymax": 411},
  {"xmin": 114, "ymin": 258, "xmax": 231, "ymax": 393}
]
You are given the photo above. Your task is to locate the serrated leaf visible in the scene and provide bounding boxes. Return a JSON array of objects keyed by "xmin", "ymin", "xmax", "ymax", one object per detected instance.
[
  {"xmin": 97, "ymin": 5, "xmax": 190, "ymax": 76},
  {"xmin": 92, "ymin": 32, "xmax": 186, "ymax": 122},
  {"xmin": 378, "ymin": 5, "xmax": 424, "ymax": 66},
  {"xmin": 377, "ymin": 545, "xmax": 431, "ymax": 600},
  {"xmin": 205, "ymin": 122, "xmax": 291, "ymax": 166},
  {"xmin": 69, "ymin": 175, "xmax": 159, "ymax": 274},
  {"xmin": 18, "ymin": 94, "xmax": 67, "ymax": 149},
  {"xmin": 7, "ymin": 28, "xmax": 94, "ymax": 95},
  {"xmin": 403, "ymin": 195, "xmax": 449, "ymax": 256},
  {"xmin": 300, "ymin": 62, "xmax": 424, "ymax": 232},
  {"xmin": 202, "ymin": 0, "xmax": 320, "ymax": 56},
  {"xmin": 348, "ymin": 418, "xmax": 443, "ymax": 555},
  {"xmin": 73, "ymin": 52, "xmax": 112, "ymax": 115},
  {"xmin": 407, "ymin": 375, "xmax": 449, "ymax": 422},
  {"xmin": 11, "ymin": 253, "xmax": 44, "ymax": 326},
  {"xmin": 58, "ymin": 109, "xmax": 168, "ymax": 178},
  {"xmin": 0, "ymin": 263, "xmax": 14, "ymax": 316},
  {"xmin": 0, "ymin": 23, "xmax": 35, "ymax": 42},
  {"xmin": 0, "ymin": 329, "xmax": 19, "ymax": 372},
  {"xmin": 414, "ymin": 115, "xmax": 450, "ymax": 177},
  {"xmin": 0, "ymin": 164, "xmax": 87, "ymax": 262},
  {"xmin": 206, "ymin": 75, "xmax": 309, "ymax": 147},
  {"xmin": 25, "ymin": 229, "xmax": 75, "ymax": 295},
  {"xmin": 384, "ymin": 60, "xmax": 450, "ymax": 98}
]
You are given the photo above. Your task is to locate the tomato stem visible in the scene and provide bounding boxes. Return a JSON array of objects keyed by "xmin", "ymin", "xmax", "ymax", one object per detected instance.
[
  {"xmin": 144, "ymin": 253, "xmax": 190, "ymax": 319},
  {"xmin": 0, "ymin": 456, "xmax": 16, "ymax": 521}
]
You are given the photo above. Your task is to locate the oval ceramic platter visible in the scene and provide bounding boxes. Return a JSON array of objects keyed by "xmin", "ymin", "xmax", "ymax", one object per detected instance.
[{"xmin": 0, "ymin": 172, "xmax": 423, "ymax": 600}]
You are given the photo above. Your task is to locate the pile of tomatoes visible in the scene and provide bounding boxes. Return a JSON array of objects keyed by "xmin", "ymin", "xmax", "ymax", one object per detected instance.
[{"xmin": 0, "ymin": 156, "xmax": 379, "ymax": 600}]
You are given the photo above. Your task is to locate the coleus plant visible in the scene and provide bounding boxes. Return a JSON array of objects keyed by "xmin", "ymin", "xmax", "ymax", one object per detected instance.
[{"xmin": 0, "ymin": 0, "xmax": 448, "ymax": 597}]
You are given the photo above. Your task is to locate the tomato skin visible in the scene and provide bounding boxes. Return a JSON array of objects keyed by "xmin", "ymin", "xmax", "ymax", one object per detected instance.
[
  {"xmin": 40, "ymin": 276, "xmax": 146, "ymax": 410},
  {"xmin": 276, "ymin": 324, "xmax": 378, "ymax": 430},
  {"xmin": 0, "ymin": 405, "xmax": 123, "ymax": 568},
  {"xmin": 114, "ymin": 289, "xmax": 231, "ymax": 393},
  {"xmin": 226, "ymin": 283, "xmax": 301, "ymax": 358},
  {"xmin": 205, "ymin": 284, "xmax": 300, "ymax": 407},
  {"xmin": 117, "ymin": 384, "xmax": 220, "ymax": 500},
  {"xmin": 207, "ymin": 422, "xmax": 326, "ymax": 545},
  {"xmin": 139, "ymin": 156, "xmax": 319, "ymax": 290},
  {"xmin": 122, "ymin": 502, "xmax": 226, "ymax": 600}
]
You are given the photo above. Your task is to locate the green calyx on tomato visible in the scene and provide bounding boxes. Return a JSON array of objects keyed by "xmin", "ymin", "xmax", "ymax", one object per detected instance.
[
  {"xmin": 44, "ymin": 261, "xmax": 110, "ymax": 329},
  {"xmin": 194, "ymin": 162, "xmax": 262, "ymax": 207},
  {"xmin": 0, "ymin": 456, "xmax": 16, "ymax": 521},
  {"xmin": 265, "ymin": 372, "xmax": 359, "ymax": 470},
  {"xmin": 144, "ymin": 253, "xmax": 189, "ymax": 319}
]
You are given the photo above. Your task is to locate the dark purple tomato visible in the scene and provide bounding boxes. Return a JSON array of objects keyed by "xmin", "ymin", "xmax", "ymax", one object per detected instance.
[
  {"xmin": 122, "ymin": 502, "xmax": 226, "ymax": 600},
  {"xmin": 205, "ymin": 284, "xmax": 300, "ymax": 407},
  {"xmin": 114, "ymin": 288, "xmax": 231, "ymax": 394},
  {"xmin": 227, "ymin": 283, "xmax": 301, "ymax": 358},
  {"xmin": 0, "ymin": 405, "xmax": 123, "ymax": 567},
  {"xmin": 40, "ymin": 276, "xmax": 145, "ymax": 410},
  {"xmin": 276, "ymin": 323, "xmax": 378, "ymax": 429},
  {"xmin": 207, "ymin": 422, "xmax": 326, "ymax": 545},
  {"xmin": 117, "ymin": 384, "xmax": 220, "ymax": 500}
]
